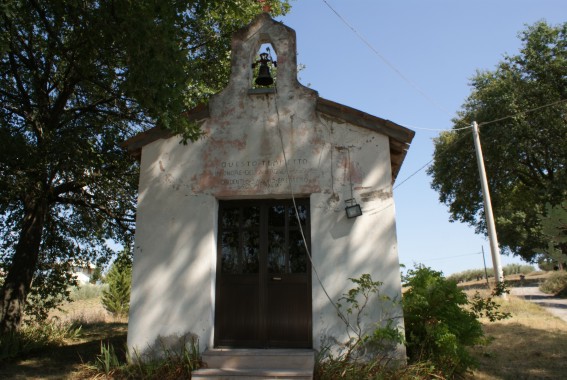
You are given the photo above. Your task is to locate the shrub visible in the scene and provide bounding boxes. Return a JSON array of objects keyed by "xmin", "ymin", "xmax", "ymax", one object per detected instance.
[
  {"xmin": 502, "ymin": 264, "xmax": 535, "ymax": 276},
  {"xmin": 469, "ymin": 283, "xmax": 512, "ymax": 322},
  {"xmin": 540, "ymin": 271, "xmax": 567, "ymax": 296},
  {"xmin": 101, "ymin": 251, "xmax": 132, "ymax": 317},
  {"xmin": 402, "ymin": 265, "xmax": 510, "ymax": 377}
]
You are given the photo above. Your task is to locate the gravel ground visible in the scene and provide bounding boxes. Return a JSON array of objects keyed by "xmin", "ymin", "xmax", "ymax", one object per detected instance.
[{"xmin": 511, "ymin": 286, "xmax": 567, "ymax": 323}]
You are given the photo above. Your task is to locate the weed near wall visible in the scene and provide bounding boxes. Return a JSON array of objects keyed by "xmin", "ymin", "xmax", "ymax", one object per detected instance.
[
  {"xmin": 315, "ymin": 274, "xmax": 410, "ymax": 378},
  {"xmin": 86, "ymin": 336, "xmax": 202, "ymax": 379}
]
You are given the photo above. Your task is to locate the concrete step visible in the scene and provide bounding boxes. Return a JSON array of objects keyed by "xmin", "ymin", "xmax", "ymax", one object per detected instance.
[
  {"xmin": 201, "ymin": 349, "xmax": 315, "ymax": 370},
  {"xmin": 191, "ymin": 368, "xmax": 313, "ymax": 379},
  {"xmin": 192, "ymin": 349, "xmax": 315, "ymax": 379}
]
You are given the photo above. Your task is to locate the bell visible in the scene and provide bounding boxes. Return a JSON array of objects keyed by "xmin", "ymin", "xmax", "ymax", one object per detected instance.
[
  {"xmin": 255, "ymin": 63, "xmax": 274, "ymax": 86},
  {"xmin": 253, "ymin": 51, "xmax": 276, "ymax": 87}
]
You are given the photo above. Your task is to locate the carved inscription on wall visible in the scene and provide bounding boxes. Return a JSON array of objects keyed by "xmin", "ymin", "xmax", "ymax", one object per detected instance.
[{"xmin": 215, "ymin": 158, "xmax": 314, "ymax": 190}]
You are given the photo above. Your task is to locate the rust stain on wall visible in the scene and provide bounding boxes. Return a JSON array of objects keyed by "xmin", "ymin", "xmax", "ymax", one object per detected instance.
[{"xmin": 360, "ymin": 189, "xmax": 392, "ymax": 202}]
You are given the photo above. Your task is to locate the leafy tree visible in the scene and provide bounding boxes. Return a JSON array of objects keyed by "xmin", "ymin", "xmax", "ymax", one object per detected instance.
[
  {"xmin": 428, "ymin": 21, "xmax": 567, "ymax": 262},
  {"xmin": 101, "ymin": 249, "xmax": 131, "ymax": 318},
  {"xmin": 0, "ymin": 0, "xmax": 290, "ymax": 332},
  {"xmin": 539, "ymin": 200, "xmax": 567, "ymax": 270},
  {"xmin": 89, "ymin": 265, "xmax": 103, "ymax": 285}
]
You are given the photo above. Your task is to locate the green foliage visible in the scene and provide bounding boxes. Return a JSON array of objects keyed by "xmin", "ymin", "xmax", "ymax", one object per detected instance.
[
  {"xmin": 470, "ymin": 285, "xmax": 512, "ymax": 322},
  {"xmin": 95, "ymin": 342, "xmax": 122, "ymax": 376},
  {"xmin": 335, "ymin": 274, "xmax": 405, "ymax": 361},
  {"xmin": 90, "ymin": 337, "xmax": 201, "ymax": 379},
  {"xmin": 539, "ymin": 271, "xmax": 567, "ymax": 296},
  {"xmin": 402, "ymin": 265, "xmax": 509, "ymax": 377},
  {"xmin": 428, "ymin": 21, "xmax": 567, "ymax": 262},
  {"xmin": 101, "ymin": 251, "xmax": 131, "ymax": 318},
  {"xmin": 0, "ymin": 320, "xmax": 81, "ymax": 361},
  {"xmin": 447, "ymin": 263, "xmax": 535, "ymax": 283},
  {"xmin": 70, "ymin": 283, "xmax": 106, "ymax": 301},
  {"xmin": 317, "ymin": 274, "xmax": 405, "ymax": 378},
  {"xmin": 0, "ymin": 0, "xmax": 290, "ymax": 330},
  {"xmin": 23, "ymin": 265, "xmax": 75, "ymax": 324},
  {"xmin": 89, "ymin": 266, "xmax": 104, "ymax": 285},
  {"xmin": 539, "ymin": 200, "xmax": 567, "ymax": 269}
]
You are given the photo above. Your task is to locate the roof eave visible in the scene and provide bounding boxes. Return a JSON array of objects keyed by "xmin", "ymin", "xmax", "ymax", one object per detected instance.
[
  {"xmin": 121, "ymin": 103, "xmax": 210, "ymax": 160},
  {"xmin": 316, "ymin": 97, "xmax": 415, "ymax": 183}
]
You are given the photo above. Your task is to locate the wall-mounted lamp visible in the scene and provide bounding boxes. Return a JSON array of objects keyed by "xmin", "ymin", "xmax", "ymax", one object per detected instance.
[
  {"xmin": 343, "ymin": 147, "xmax": 362, "ymax": 219},
  {"xmin": 345, "ymin": 198, "xmax": 362, "ymax": 219}
]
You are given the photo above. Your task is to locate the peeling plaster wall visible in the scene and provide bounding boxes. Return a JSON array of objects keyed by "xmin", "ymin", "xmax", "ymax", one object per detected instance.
[{"xmin": 127, "ymin": 14, "xmax": 405, "ymax": 360}]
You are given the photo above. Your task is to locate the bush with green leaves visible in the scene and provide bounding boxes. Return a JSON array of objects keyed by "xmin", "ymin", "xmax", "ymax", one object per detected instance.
[
  {"xmin": 402, "ymin": 265, "xmax": 510, "ymax": 377},
  {"xmin": 101, "ymin": 252, "xmax": 132, "ymax": 318},
  {"xmin": 316, "ymin": 274, "xmax": 406, "ymax": 378},
  {"xmin": 540, "ymin": 271, "xmax": 567, "ymax": 296}
]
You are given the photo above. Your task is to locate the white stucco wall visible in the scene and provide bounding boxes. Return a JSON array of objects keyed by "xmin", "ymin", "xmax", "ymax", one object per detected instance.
[
  {"xmin": 127, "ymin": 142, "xmax": 219, "ymax": 356},
  {"xmin": 127, "ymin": 13, "xmax": 406, "ymax": 361}
]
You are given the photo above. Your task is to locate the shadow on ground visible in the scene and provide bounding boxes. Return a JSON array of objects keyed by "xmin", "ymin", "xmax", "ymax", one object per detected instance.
[
  {"xmin": 0, "ymin": 323, "xmax": 127, "ymax": 380},
  {"xmin": 467, "ymin": 322, "xmax": 567, "ymax": 379}
]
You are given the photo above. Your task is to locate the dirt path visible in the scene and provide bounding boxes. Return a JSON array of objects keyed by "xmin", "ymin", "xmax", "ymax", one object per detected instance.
[{"xmin": 511, "ymin": 286, "xmax": 567, "ymax": 323}]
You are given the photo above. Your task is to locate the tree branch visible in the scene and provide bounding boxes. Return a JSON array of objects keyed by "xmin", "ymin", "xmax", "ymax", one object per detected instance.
[{"xmin": 55, "ymin": 195, "xmax": 135, "ymax": 233}]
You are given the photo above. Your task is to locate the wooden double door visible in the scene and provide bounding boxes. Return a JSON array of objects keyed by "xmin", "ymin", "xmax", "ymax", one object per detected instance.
[{"xmin": 214, "ymin": 199, "xmax": 312, "ymax": 348}]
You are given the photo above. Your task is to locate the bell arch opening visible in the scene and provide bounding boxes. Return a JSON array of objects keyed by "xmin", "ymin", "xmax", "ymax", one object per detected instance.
[{"xmin": 251, "ymin": 42, "xmax": 278, "ymax": 89}]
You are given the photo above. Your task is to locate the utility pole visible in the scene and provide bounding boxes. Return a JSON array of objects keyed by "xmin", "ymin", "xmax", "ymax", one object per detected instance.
[{"xmin": 472, "ymin": 121, "xmax": 505, "ymax": 289}]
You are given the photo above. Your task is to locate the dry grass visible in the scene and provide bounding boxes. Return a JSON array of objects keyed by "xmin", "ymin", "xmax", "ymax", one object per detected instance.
[
  {"xmin": 50, "ymin": 298, "xmax": 125, "ymax": 328},
  {"xmin": 3, "ymin": 277, "xmax": 567, "ymax": 379},
  {"xmin": 0, "ymin": 297, "xmax": 128, "ymax": 380},
  {"xmin": 465, "ymin": 292, "xmax": 567, "ymax": 380}
]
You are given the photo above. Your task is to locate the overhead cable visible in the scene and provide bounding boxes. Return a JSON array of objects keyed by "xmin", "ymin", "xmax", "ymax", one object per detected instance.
[{"xmin": 321, "ymin": 0, "xmax": 452, "ymax": 117}]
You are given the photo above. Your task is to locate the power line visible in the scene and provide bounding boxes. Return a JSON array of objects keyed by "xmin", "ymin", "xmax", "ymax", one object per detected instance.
[
  {"xmin": 394, "ymin": 98, "xmax": 566, "ymax": 189},
  {"xmin": 393, "ymin": 159, "xmax": 433, "ymax": 190},
  {"xmin": 321, "ymin": 1, "xmax": 566, "ymax": 135},
  {"xmin": 408, "ymin": 124, "xmax": 472, "ymax": 132},
  {"xmin": 321, "ymin": 0, "xmax": 452, "ymax": 117},
  {"xmin": 478, "ymin": 98, "xmax": 567, "ymax": 127}
]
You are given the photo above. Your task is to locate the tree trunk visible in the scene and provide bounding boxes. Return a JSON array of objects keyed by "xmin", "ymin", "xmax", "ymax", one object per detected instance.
[{"xmin": 0, "ymin": 197, "xmax": 48, "ymax": 332}]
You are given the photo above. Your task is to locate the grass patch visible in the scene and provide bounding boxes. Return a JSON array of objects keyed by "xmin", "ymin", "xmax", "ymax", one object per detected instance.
[
  {"xmin": 78, "ymin": 336, "xmax": 202, "ymax": 379},
  {"xmin": 69, "ymin": 283, "xmax": 107, "ymax": 301},
  {"xmin": 0, "ymin": 321, "xmax": 128, "ymax": 379},
  {"xmin": 50, "ymin": 295, "xmax": 120, "ymax": 326},
  {"xmin": 466, "ymin": 293, "xmax": 567, "ymax": 379},
  {"xmin": 314, "ymin": 359, "xmax": 443, "ymax": 379},
  {"xmin": 3, "ymin": 276, "xmax": 567, "ymax": 379},
  {"xmin": 0, "ymin": 320, "xmax": 82, "ymax": 362}
]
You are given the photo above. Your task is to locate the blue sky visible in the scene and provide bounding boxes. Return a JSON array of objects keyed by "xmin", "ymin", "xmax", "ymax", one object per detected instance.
[{"xmin": 279, "ymin": 0, "xmax": 565, "ymax": 275}]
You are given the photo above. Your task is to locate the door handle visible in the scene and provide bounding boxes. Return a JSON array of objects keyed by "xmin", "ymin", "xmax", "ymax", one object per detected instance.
[{"xmin": 272, "ymin": 277, "xmax": 282, "ymax": 281}]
